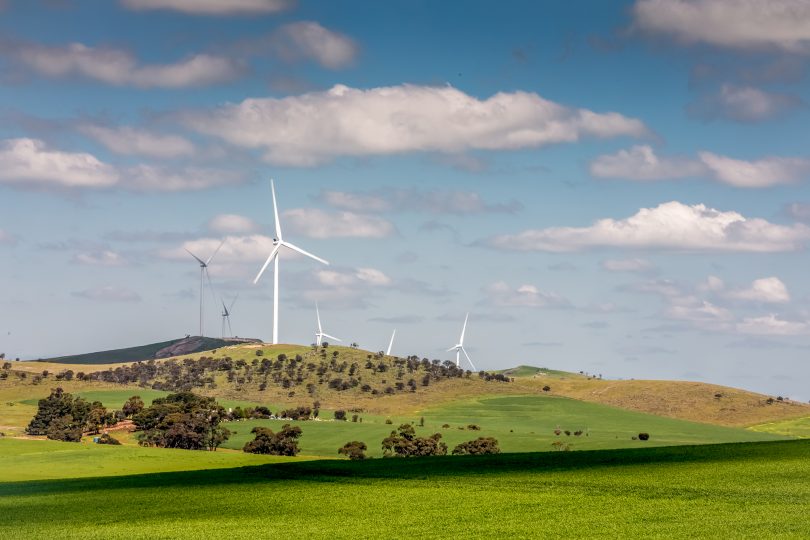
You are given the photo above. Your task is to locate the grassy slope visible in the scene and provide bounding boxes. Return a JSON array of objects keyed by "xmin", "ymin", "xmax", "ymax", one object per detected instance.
[
  {"xmin": 1, "ymin": 440, "xmax": 808, "ymax": 539},
  {"xmin": 37, "ymin": 337, "xmax": 235, "ymax": 365},
  {"xmin": 750, "ymin": 415, "xmax": 810, "ymax": 438}
]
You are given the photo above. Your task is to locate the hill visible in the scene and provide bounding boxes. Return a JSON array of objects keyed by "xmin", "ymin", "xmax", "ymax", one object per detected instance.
[{"xmin": 36, "ymin": 336, "xmax": 260, "ymax": 365}]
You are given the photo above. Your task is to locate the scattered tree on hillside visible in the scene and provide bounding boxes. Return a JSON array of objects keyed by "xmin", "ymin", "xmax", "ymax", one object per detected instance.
[
  {"xmin": 338, "ymin": 441, "xmax": 367, "ymax": 460},
  {"xmin": 334, "ymin": 410, "xmax": 347, "ymax": 421},
  {"xmin": 381, "ymin": 424, "xmax": 447, "ymax": 457},
  {"xmin": 243, "ymin": 424, "xmax": 302, "ymax": 456},
  {"xmin": 452, "ymin": 437, "xmax": 500, "ymax": 455}
]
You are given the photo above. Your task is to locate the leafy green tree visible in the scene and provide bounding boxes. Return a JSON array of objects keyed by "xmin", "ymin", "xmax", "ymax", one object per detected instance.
[
  {"xmin": 122, "ymin": 396, "xmax": 144, "ymax": 417},
  {"xmin": 381, "ymin": 424, "xmax": 447, "ymax": 457},
  {"xmin": 26, "ymin": 388, "xmax": 92, "ymax": 438},
  {"xmin": 451, "ymin": 437, "xmax": 500, "ymax": 455},
  {"xmin": 97, "ymin": 433, "xmax": 121, "ymax": 445},
  {"xmin": 243, "ymin": 424, "xmax": 302, "ymax": 456},
  {"xmin": 338, "ymin": 441, "xmax": 367, "ymax": 460},
  {"xmin": 46, "ymin": 415, "xmax": 83, "ymax": 442},
  {"xmin": 133, "ymin": 392, "xmax": 230, "ymax": 451}
]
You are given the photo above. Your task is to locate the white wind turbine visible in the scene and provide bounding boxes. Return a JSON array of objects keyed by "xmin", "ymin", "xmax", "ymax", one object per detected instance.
[
  {"xmin": 386, "ymin": 329, "xmax": 396, "ymax": 356},
  {"xmin": 186, "ymin": 240, "xmax": 224, "ymax": 337},
  {"xmin": 447, "ymin": 313, "xmax": 476, "ymax": 371},
  {"xmin": 253, "ymin": 179, "xmax": 329, "ymax": 345},
  {"xmin": 314, "ymin": 302, "xmax": 341, "ymax": 346},
  {"xmin": 221, "ymin": 295, "xmax": 238, "ymax": 339}
]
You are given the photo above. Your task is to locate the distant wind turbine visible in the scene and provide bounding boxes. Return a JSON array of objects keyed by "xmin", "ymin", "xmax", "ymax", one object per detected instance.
[
  {"xmin": 186, "ymin": 240, "xmax": 224, "ymax": 337},
  {"xmin": 386, "ymin": 329, "xmax": 396, "ymax": 356},
  {"xmin": 221, "ymin": 294, "xmax": 238, "ymax": 339},
  {"xmin": 315, "ymin": 302, "xmax": 340, "ymax": 346},
  {"xmin": 447, "ymin": 313, "xmax": 476, "ymax": 371},
  {"xmin": 253, "ymin": 179, "xmax": 329, "ymax": 345}
]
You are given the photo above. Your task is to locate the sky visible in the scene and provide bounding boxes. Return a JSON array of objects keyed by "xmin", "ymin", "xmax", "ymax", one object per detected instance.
[{"xmin": 1, "ymin": 0, "xmax": 810, "ymax": 400}]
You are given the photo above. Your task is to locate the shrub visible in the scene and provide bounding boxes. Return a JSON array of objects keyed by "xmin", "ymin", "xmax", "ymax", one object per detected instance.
[
  {"xmin": 97, "ymin": 433, "xmax": 121, "ymax": 445},
  {"xmin": 255, "ymin": 350, "xmax": 264, "ymax": 356},
  {"xmin": 638, "ymin": 432, "xmax": 650, "ymax": 441},
  {"xmin": 338, "ymin": 440, "xmax": 367, "ymax": 460},
  {"xmin": 452, "ymin": 437, "xmax": 500, "ymax": 455},
  {"xmin": 542, "ymin": 385, "xmax": 551, "ymax": 392},
  {"xmin": 551, "ymin": 441, "xmax": 571, "ymax": 451},
  {"xmin": 385, "ymin": 418, "xmax": 393, "ymax": 425},
  {"xmin": 334, "ymin": 410, "xmax": 347, "ymax": 421},
  {"xmin": 467, "ymin": 424, "xmax": 481, "ymax": 431},
  {"xmin": 442, "ymin": 423, "xmax": 450, "ymax": 429}
]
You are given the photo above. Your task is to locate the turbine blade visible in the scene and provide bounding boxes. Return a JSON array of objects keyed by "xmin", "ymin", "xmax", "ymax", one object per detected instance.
[
  {"xmin": 282, "ymin": 241, "xmax": 329, "ymax": 265},
  {"xmin": 271, "ymin": 179, "xmax": 283, "ymax": 242},
  {"xmin": 446, "ymin": 346, "xmax": 457, "ymax": 352},
  {"xmin": 253, "ymin": 244, "xmax": 281, "ymax": 284},
  {"xmin": 462, "ymin": 347, "xmax": 476, "ymax": 371},
  {"xmin": 205, "ymin": 239, "xmax": 226, "ymax": 266},
  {"xmin": 316, "ymin": 302, "xmax": 322, "ymax": 333},
  {"xmin": 229, "ymin": 293, "xmax": 239, "ymax": 311},
  {"xmin": 204, "ymin": 267, "xmax": 218, "ymax": 305},
  {"xmin": 387, "ymin": 329, "xmax": 396, "ymax": 356},
  {"xmin": 185, "ymin": 249, "xmax": 205, "ymax": 266},
  {"xmin": 460, "ymin": 312, "xmax": 469, "ymax": 344},
  {"xmin": 221, "ymin": 299, "xmax": 228, "ymax": 316},
  {"xmin": 322, "ymin": 333, "xmax": 341, "ymax": 342}
]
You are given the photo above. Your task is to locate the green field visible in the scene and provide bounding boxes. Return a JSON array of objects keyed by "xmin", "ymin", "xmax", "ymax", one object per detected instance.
[
  {"xmin": 222, "ymin": 395, "xmax": 785, "ymax": 457},
  {"xmin": 750, "ymin": 416, "xmax": 810, "ymax": 438},
  {"xmin": 2, "ymin": 440, "xmax": 808, "ymax": 538}
]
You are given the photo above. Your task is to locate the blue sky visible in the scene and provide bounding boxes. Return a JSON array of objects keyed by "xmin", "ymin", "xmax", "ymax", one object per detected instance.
[{"xmin": 2, "ymin": 0, "xmax": 810, "ymax": 400}]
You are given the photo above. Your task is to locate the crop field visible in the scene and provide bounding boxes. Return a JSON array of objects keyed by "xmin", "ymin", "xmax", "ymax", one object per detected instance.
[
  {"xmin": 1, "ymin": 440, "xmax": 808, "ymax": 539},
  {"xmin": 750, "ymin": 416, "xmax": 810, "ymax": 438}
]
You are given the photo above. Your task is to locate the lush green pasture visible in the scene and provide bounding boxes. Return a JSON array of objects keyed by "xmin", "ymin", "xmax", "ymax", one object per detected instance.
[
  {"xmin": 222, "ymin": 395, "xmax": 784, "ymax": 457},
  {"xmin": 1, "ymin": 440, "xmax": 808, "ymax": 538},
  {"xmin": 750, "ymin": 415, "xmax": 810, "ymax": 438},
  {"xmin": 0, "ymin": 438, "xmax": 302, "ymax": 482}
]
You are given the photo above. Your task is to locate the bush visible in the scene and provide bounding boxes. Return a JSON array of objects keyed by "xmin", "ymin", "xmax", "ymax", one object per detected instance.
[
  {"xmin": 442, "ymin": 423, "xmax": 450, "ymax": 429},
  {"xmin": 467, "ymin": 424, "xmax": 481, "ymax": 431},
  {"xmin": 243, "ymin": 424, "xmax": 302, "ymax": 456},
  {"xmin": 452, "ymin": 437, "xmax": 500, "ymax": 455},
  {"xmin": 542, "ymin": 385, "xmax": 551, "ymax": 392},
  {"xmin": 334, "ymin": 410, "xmax": 347, "ymax": 421},
  {"xmin": 638, "ymin": 432, "xmax": 650, "ymax": 441},
  {"xmin": 385, "ymin": 418, "xmax": 393, "ymax": 425},
  {"xmin": 97, "ymin": 433, "xmax": 121, "ymax": 445},
  {"xmin": 338, "ymin": 440, "xmax": 367, "ymax": 460},
  {"xmin": 279, "ymin": 406, "xmax": 312, "ymax": 420}
]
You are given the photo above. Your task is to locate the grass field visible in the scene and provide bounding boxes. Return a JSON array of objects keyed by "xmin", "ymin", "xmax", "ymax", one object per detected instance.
[
  {"xmin": 750, "ymin": 416, "xmax": 810, "ymax": 438},
  {"xmin": 1, "ymin": 440, "xmax": 808, "ymax": 538}
]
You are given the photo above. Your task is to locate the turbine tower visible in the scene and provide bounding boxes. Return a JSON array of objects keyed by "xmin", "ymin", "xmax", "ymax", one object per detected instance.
[
  {"xmin": 254, "ymin": 180, "xmax": 329, "ymax": 345},
  {"xmin": 315, "ymin": 302, "xmax": 341, "ymax": 346},
  {"xmin": 386, "ymin": 329, "xmax": 396, "ymax": 356},
  {"xmin": 186, "ymin": 240, "xmax": 224, "ymax": 337},
  {"xmin": 221, "ymin": 295, "xmax": 238, "ymax": 339},
  {"xmin": 447, "ymin": 313, "xmax": 476, "ymax": 371}
]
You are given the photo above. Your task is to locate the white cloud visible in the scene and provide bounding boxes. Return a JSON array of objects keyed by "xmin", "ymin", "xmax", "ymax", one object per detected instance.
[
  {"xmin": 80, "ymin": 125, "xmax": 195, "ymax": 158},
  {"xmin": 727, "ymin": 277, "xmax": 791, "ymax": 303},
  {"xmin": 590, "ymin": 145, "xmax": 705, "ymax": 180},
  {"xmin": 72, "ymin": 285, "xmax": 141, "ymax": 302},
  {"xmin": 0, "ymin": 138, "xmax": 118, "ymax": 188},
  {"xmin": 483, "ymin": 281, "xmax": 571, "ymax": 308},
  {"xmin": 316, "ymin": 267, "xmax": 392, "ymax": 288},
  {"xmin": 15, "ymin": 42, "xmax": 242, "ymax": 88},
  {"xmin": 601, "ymin": 258, "xmax": 655, "ymax": 273},
  {"xmin": 121, "ymin": 0, "xmax": 293, "ymax": 15},
  {"xmin": 163, "ymin": 235, "xmax": 277, "ymax": 264},
  {"xmin": 318, "ymin": 188, "xmax": 522, "ymax": 214},
  {"xmin": 207, "ymin": 214, "xmax": 259, "ymax": 234},
  {"xmin": 486, "ymin": 201, "xmax": 810, "ymax": 252},
  {"xmin": 692, "ymin": 85, "xmax": 802, "ymax": 123},
  {"xmin": 736, "ymin": 315, "xmax": 810, "ymax": 336},
  {"xmin": 274, "ymin": 21, "xmax": 358, "ymax": 69},
  {"xmin": 282, "ymin": 208, "xmax": 396, "ymax": 238},
  {"xmin": 183, "ymin": 83, "xmax": 648, "ymax": 166},
  {"xmin": 123, "ymin": 165, "xmax": 244, "ymax": 192},
  {"xmin": 633, "ymin": 0, "xmax": 810, "ymax": 53},
  {"xmin": 698, "ymin": 152, "xmax": 810, "ymax": 188},
  {"xmin": 72, "ymin": 250, "xmax": 127, "ymax": 266}
]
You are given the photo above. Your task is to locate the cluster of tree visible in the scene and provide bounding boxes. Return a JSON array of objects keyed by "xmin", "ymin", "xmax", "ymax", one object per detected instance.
[
  {"xmin": 451, "ymin": 437, "xmax": 500, "ymax": 455},
  {"xmin": 50, "ymin": 350, "xmax": 507, "ymax": 398},
  {"xmin": 25, "ymin": 388, "xmax": 117, "ymax": 442},
  {"xmin": 243, "ymin": 424, "xmax": 302, "ymax": 455},
  {"xmin": 381, "ymin": 424, "xmax": 447, "ymax": 457},
  {"xmin": 477, "ymin": 371, "xmax": 512, "ymax": 383},
  {"xmin": 133, "ymin": 392, "xmax": 230, "ymax": 451},
  {"xmin": 338, "ymin": 441, "xmax": 367, "ymax": 460}
]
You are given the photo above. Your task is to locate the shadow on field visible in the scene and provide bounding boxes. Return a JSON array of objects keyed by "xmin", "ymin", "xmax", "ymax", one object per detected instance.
[{"xmin": 3, "ymin": 439, "xmax": 808, "ymax": 497}]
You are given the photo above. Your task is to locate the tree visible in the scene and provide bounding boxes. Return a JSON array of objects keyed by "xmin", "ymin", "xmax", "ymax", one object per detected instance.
[
  {"xmin": 381, "ymin": 424, "xmax": 447, "ymax": 457},
  {"xmin": 122, "ymin": 396, "xmax": 145, "ymax": 418},
  {"xmin": 26, "ymin": 388, "xmax": 92, "ymax": 439},
  {"xmin": 133, "ymin": 392, "xmax": 230, "ymax": 451},
  {"xmin": 334, "ymin": 410, "xmax": 347, "ymax": 421},
  {"xmin": 46, "ymin": 415, "xmax": 83, "ymax": 442},
  {"xmin": 338, "ymin": 441, "xmax": 367, "ymax": 460},
  {"xmin": 97, "ymin": 433, "xmax": 121, "ymax": 445},
  {"xmin": 243, "ymin": 424, "xmax": 302, "ymax": 456},
  {"xmin": 452, "ymin": 437, "xmax": 500, "ymax": 455}
]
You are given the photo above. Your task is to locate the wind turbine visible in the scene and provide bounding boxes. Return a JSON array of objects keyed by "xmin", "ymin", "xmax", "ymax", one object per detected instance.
[
  {"xmin": 221, "ymin": 294, "xmax": 238, "ymax": 339},
  {"xmin": 253, "ymin": 179, "xmax": 329, "ymax": 345},
  {"xmin": 186, "ymin": 240, "xmax": 224, "ymax": 337},
  {"xmin": 386, "ymin": 329, "xmax": 396, "ymax": 356},
  {"xmin": 447, "ymin": 313, "xmax": 476, "ymax": 371},
  {"xmin": 314, "ymin": 302, "xmax": 341, "ymax": 346}
]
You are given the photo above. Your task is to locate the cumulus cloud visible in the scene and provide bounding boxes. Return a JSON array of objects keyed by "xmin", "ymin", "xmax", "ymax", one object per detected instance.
[
  {"xmin": 0, "ymin": 138, "xmax": 118, "ymax": 188},
  {"xmin": 485, "ymin": 201, "xmax": 810, "ymax": 252},
  {"xmin": 207, "ymin": 214, "xmax": 259, "ymax": 234},
  {"xmin": 591, "ymin": 145, "xmax": 810, "ymax": 188},
  {"xmin": 735, "ymin": 314, "xmax": 810, "ymax": 336},
  {"xmin": 601, "ymin": 258, "xmax": 655, "ymax": 273},
  {"xmin": 282, "ymin": 209, "xmax": 396, "ymax": 238},
  {"xmin": 590, "ymin": 145, "xmax": 704, "ymax": 181},
  {"xmin": 72, "ymin": 250, "xmax": 127, "ymax": 266},
  {"xmin": 318, "ymin": 188, "xmax": 522, "ymax": 215},
  {"xmin": 183, "ymin": 83, "xmax": 648, "ymax": 166},
  {"xmin": 725, "ymin": 277, "xmax": 791, "ymax": 303},
  {"xmin": 121, "ymin": 0, "xmax": 294, "ymax": 15},
  {"xmin": 483, "ymin": 281, "xmax": 571, "ymax": 308},
  {"xmin": 698, "ymin": 152, "xmax": 810, "ymax": 188},
  {"xmin": 79, "ymin": 125, "xmax": 195, "ymax": 158},
  {"xmin": 72, "ymin": 285, "xmax": 141, "ymax": 302},
  {"xmin": 162, "ymin": 235, "xmax": 276, "ymax": 264},
  {"xmin": 13, "ymin": 42, "xmax": 242, "ymax": 88},
  {"xmin": 316, "ymin": 267, "xmax": 392, "ymax": 287},
  {"xmin": 690, "ymin": 85, "xmax": 803, "ymax": 123},
  {"xmin": 273, "ymin": 21, "xmax": 358, "ymax": 69},
  {"xmin": 633, "ymin": 0, "xmax": 810, "ymax": 53}
]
